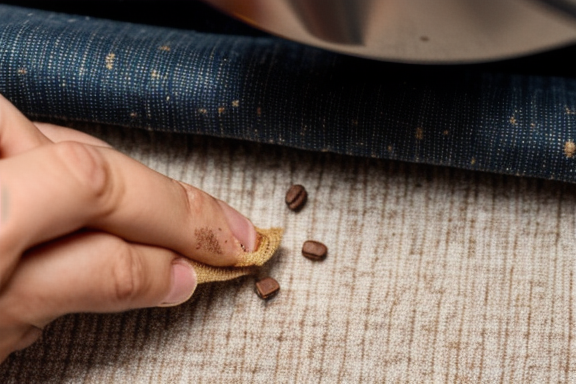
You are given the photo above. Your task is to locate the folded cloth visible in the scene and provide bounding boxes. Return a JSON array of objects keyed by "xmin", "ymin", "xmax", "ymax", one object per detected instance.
[
  {"xmin": 1, "ymin": 3, "xmax": 576, "ymax": 184},
  {"xmin": 189, "ymin": 227, "xmax": 283, "ymax": 284}
]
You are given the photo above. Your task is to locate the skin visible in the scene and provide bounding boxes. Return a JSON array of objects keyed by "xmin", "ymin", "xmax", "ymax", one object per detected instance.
[
  {"xmin": 1, "ymin": 183, "xmax": 8, "ymax": 225},
  {"xmin": 0, "ymin": 94, "xmax": 258, "ymax": 363}
]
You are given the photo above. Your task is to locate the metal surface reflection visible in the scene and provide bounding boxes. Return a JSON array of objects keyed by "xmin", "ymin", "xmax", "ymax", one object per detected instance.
[{"xmin": 201, "ymin": 0, "xmax": 576, "ymax": 63}]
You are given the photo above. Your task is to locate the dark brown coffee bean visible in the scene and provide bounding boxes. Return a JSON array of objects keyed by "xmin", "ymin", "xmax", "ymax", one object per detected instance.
[
  {"xmin": 255, "ymin": 277, "xmax": 280, "ymax": 300},
  {"xmin": 285, "ymin": 184, "xmax": 307, "ymax": 211},
  {"xmin": 302, "ymin": 240, "xmax": 327, "ymax": 261}
]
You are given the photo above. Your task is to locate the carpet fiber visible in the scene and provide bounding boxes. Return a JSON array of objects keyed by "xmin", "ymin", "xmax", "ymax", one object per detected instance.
[{"xmin": 1, "ymin": 124, "xmax": 575, "ymax": 383}]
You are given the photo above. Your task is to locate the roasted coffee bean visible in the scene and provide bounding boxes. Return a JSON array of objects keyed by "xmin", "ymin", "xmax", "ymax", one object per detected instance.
[
  {"xmin": 255, "ymin": 277, "xmax": 280, "ymax": 300},
  {"xmin": 302, "ymin": 240, "xmax": 327, "ymax": 261},
  {"xmin": 285, "ymin": 184, "xmax": 307, "ymax": 211}
]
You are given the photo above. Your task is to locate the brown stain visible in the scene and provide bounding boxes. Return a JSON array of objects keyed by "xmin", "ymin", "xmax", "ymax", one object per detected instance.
[
  {"xmin": 509, "ymin": 115, "xmax": 517, "ymax": 126},
  {"xmin": 415, "ymin": 127, "xmax": 424, "ymax": 140},
  {"xmin": 218, "ymin": 107, "xmax": 225, "ymax": 115},
  {"xmin": 158, "ymin": 45, "xmax": 171, "ymax": 52},
  {"xmin": 129, "ymin": 112, "xmax": 138, "ymax": 118},
  {"xmin": 194, "ymin": 227, "xmax": 223, "ymax": 255},
  {"xmin": 256, "ymin": 107, "xmax": 262, "ymax": 116},
  {"xmin": 232, "ymin": 100, "xmax": 239, "ymax": 107},
  {"xmin": 198, "ymin": 108, "xmax": 207, "ymax": 114},
  {"xmin": 17, "ymin": 68, "xmax": 27, "ymax": 75},
  {"xmin": 566, "ymin": 107, "xmax": 576, "ymax": 115},
  {"xmin": 564, "ymin": 140, "xmax": 576, "ymax": 158},
  {"xmin": 443, "ymin": 130, "xmax": 449, "ymax": 135},
  {"xmin": 470, "ymin": 157, "xmax": 476, "ymax": 165},
  {"xmin": 151, "ymin": 70, "xmax": 160, "ymax": 79},
  {"xmin": 105, "ymin": 53, "xmax": 115, "ymax": 70}
]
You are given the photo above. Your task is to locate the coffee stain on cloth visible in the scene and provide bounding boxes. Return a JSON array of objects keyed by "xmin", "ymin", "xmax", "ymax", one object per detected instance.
[{"xmin": 189, "ymin": 227, "xmax": 283, "ymax": 284}]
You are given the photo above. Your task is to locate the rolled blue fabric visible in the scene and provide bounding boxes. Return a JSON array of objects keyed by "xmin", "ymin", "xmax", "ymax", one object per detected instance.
[{"xmin": 1, "ymin": 3, "xmax": 576, "ymax": 182}]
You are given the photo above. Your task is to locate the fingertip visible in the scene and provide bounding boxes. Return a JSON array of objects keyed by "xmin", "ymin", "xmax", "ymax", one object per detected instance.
[
  {"xmin": 216, "ymin": 200, "xmax": 257, "ymax": 253},
  {"xmin": 13, "ymin": 326, "xmax": 43, "ymax": 352},
  {"xmin": 158, "ymin": 258, "xmax": 197, "ymax": 307}
]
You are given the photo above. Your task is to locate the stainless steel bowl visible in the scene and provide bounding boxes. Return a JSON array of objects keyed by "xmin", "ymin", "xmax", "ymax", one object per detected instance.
[{"xmin": 201, "ymin": 0, "xmax": 576, "ymax": 63}]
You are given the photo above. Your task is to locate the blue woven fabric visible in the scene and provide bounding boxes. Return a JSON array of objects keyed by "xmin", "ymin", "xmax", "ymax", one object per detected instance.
[{"xmin": 1, "ymin": 3, "xmax": 576, "ymax": 182}]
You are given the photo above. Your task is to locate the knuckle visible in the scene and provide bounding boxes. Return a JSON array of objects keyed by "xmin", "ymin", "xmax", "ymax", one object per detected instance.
[
  {"xmin": 54, "ymin": 141, "xmax": 110, "ymax": 201},
  {"xmin": 109, "ymin": 242, "xmax": 147, "ymax": 304},
  {"xmin": 176, "ymin": 180, "xmax": 205, "ymax": 217},
  {"xmin": 14, "ymin": 326, "xmax": 43, "ymax": 352}
]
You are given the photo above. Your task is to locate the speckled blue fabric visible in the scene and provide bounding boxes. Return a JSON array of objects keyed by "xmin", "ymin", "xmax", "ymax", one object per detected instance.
[{"xmin": 1, "ymin": 3, "xmax": 576, "ymax": 182}]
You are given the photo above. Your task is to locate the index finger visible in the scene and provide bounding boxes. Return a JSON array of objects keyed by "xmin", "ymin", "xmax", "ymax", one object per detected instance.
[{"xmin": 0, "ymin": 142, "xmax": 258, "ymax": 280}]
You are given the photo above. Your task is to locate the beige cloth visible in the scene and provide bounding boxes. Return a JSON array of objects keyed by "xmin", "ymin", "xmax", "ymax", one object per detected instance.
[
  {"xmin": 1, "ymin": 123, "xmax": 575, "ymax": 383},
  {"xmin": 192, "ymin": 227, "xmax": 283, "ymax": 284}
]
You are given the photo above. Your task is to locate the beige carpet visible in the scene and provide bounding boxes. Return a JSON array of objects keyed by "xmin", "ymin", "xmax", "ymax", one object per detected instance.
[{"xmin": 1, "ymin": 124, "xmax": 575, "ymax": 383}]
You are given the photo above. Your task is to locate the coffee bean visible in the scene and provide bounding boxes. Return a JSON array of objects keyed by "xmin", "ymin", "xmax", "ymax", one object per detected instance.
[
  {"xmin": 255, "ymin": 277, "xmax": 280, "ymax": 300},
  {"xmin": 302, "ymin": 240, "xmax": 327, "ymax": 261},
  {"xmin": 285, "ymin": 184, "xmax": 307, "ymax": 211}
]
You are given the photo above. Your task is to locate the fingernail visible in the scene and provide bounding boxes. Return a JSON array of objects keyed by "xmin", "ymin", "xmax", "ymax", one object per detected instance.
[
  {"xmin": 159, "ymin": 258, "xmax": 197, "ymax": 307},
  {"xmin": 217, "ymin": 200, "xmax": 257, "ymax": 252}
]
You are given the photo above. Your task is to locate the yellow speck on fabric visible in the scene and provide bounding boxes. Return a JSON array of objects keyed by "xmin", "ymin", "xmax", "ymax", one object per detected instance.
[
  {"xmin": 564, "ymin": 141, "xmax": 576, "ymax": 158},
  {"xmin": 415, "ymin": 127, "xmax": 424, "ymax": 140},
  {"xmin": 105, "ymin": 53, "xmax": 115, "ymax": 70},
  {"xmin": 188, "ymin": 227, "xmax": 283, "ymax": 284}
]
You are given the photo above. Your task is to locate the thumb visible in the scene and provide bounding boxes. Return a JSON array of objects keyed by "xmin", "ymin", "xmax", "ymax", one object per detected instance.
[{"xmin": 0, "ymin": 231, "xmax": 197, "ymax": 328}]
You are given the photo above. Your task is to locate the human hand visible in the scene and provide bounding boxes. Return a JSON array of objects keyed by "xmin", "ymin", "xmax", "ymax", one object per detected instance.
[{"xmin": 0, "ymin": 94, "xmax": 258, "ymax": 362}]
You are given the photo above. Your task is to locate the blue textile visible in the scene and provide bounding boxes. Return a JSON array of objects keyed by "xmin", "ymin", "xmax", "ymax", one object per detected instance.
[{"xmin": 1, "ymin": 3, "xmax": 576, "ymax": 182}]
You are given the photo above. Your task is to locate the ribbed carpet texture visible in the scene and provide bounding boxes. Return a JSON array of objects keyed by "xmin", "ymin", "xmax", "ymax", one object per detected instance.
[{"xmin": 1, "ymin": 124, "xmax": 575, "ymax": 383}]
